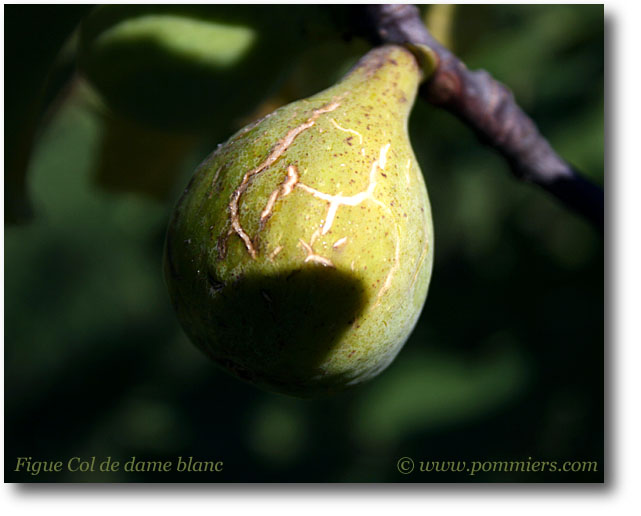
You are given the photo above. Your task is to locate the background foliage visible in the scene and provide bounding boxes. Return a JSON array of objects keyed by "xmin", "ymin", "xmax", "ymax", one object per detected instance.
[{"xmin": 5, "ymin": 4, "xmax": 603, "ymax": 482}]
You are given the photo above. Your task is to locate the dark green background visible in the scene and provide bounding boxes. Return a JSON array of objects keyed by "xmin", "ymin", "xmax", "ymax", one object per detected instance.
[{"xmin": 5, "ymin": 4, "xmax": 604, "ymax": 482}]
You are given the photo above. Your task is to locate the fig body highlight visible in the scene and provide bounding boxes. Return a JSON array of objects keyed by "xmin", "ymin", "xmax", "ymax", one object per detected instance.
[{"xmin": 164, "ymin": 45, "xmax": 434, "ymax": 397}]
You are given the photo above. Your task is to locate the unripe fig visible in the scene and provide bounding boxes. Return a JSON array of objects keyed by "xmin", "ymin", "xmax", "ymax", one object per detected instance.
[
  {"xmin": 164, "ymin": 45, "xmax": 434, "ymax": 397},
  {"xmin": 78, "ymin": 5, "xmax": 312, "ymax": 132}
]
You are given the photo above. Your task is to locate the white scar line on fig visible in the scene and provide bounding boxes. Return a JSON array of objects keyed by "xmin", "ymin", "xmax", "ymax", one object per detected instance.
[
  {"xmin": 372, "ymin": 195, "xmax": 401, "ymax": 307},
  {"xmin": 211, "ymin": 165, "xmax": 223, "ymax": 191},
  {"xmin": 374, "ymin": 225, "xmax": 401, "ymax": 308},
  {"xmin": 280, "ymin": 166, "xmax": 299, "ymax": 196},
  {"xmin": 299, "ymin": 239, "xmax": 335, "ymax": 267},
  {"xmin": 411, "ymin": 211, "xmax": 432, "ymax": 290},
  {"xmin": 260, "ymin": 190, "xmax": 281, "ymax": 223},
  {"xmin": 411, "ymin": 238, "xmax": 430, "ymax": 289},
  {"xmin": 268, "ymin": 245, "xmax": 283, "ymax": 261},
  {"xmin": 330, "ymin": 118, "xmax": 363, "ymax": 144},
  {"xmin": 333, "ymin": 236, "xmax": 348, "ymax": 249},
  {"xmin": 297, "ymin": 143, "xmax": 391, "ymax": 236},
  {"xmin": 309, "ymin": 228, "xmax": 321, "ymax": 246},
  {"xmin": 228, "ymin": 100, "xmax": 341, "ymax": 259},
  {"xmin": 260, "ymin": 165, "xmax": 300, "ymax": 222},
  {"xmin": 294, "ymin": 142, "xmax": 400, "ymax": 304}
]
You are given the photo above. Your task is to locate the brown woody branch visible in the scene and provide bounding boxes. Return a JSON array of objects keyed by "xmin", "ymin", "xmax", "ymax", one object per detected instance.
[{"xmin": 353, "ymin": 4, "xmax": 603, "ymax": 232}]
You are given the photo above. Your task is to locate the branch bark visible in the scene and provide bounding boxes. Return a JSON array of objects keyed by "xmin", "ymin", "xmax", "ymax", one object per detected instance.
[{"xmin": 353, "ymin": 4, "xmax": 603, "ymax": 232}]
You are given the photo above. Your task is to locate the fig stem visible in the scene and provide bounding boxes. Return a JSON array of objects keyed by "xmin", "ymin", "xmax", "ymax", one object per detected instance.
[{"xmin": 353, "ymin": 4, "xmax": 604, "ymax": 233}]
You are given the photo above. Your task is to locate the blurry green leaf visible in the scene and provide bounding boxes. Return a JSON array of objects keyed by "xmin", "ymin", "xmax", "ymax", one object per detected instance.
[
  {"xmin": 95, "ymin": 109, "xmax": 200, "ymax": 201},
  {"xmin": 111, "ymin": 398, "xmax": 189, "ymax": 452},
  {"xmin": 551, "ymin": 97, "xmax": 604, "ymax": 184},
  {"xmin": 5, "ymin": 5, "xmax": 92, "ymax": 224},
  {"xmin": 247, "ymin": 399, "xmax": 307, "ymax": 466},
  {"xmin": 5, "ymin": 86, "xmax": 170, "ymax": 413},
  {"xmin": 354, "ymin": 337, "xmax": 530, "ymax": 447}
]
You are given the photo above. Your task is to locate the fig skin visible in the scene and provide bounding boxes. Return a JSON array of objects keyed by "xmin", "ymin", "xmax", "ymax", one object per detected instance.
[{"xmin": 164, "ymin": 45, "xmax": 434, "ymax": 397}]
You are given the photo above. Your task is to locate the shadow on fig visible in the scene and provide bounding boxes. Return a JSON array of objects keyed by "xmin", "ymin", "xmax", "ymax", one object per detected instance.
[{"xmin": 181, "ymin": 266, "xmax": 368, "ymax": 398}]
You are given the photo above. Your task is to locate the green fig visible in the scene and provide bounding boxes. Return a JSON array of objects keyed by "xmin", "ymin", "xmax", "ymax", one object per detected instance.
[{"xmin": 164, "ymin": 45, "xmax": 434, "ymax": 397}]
